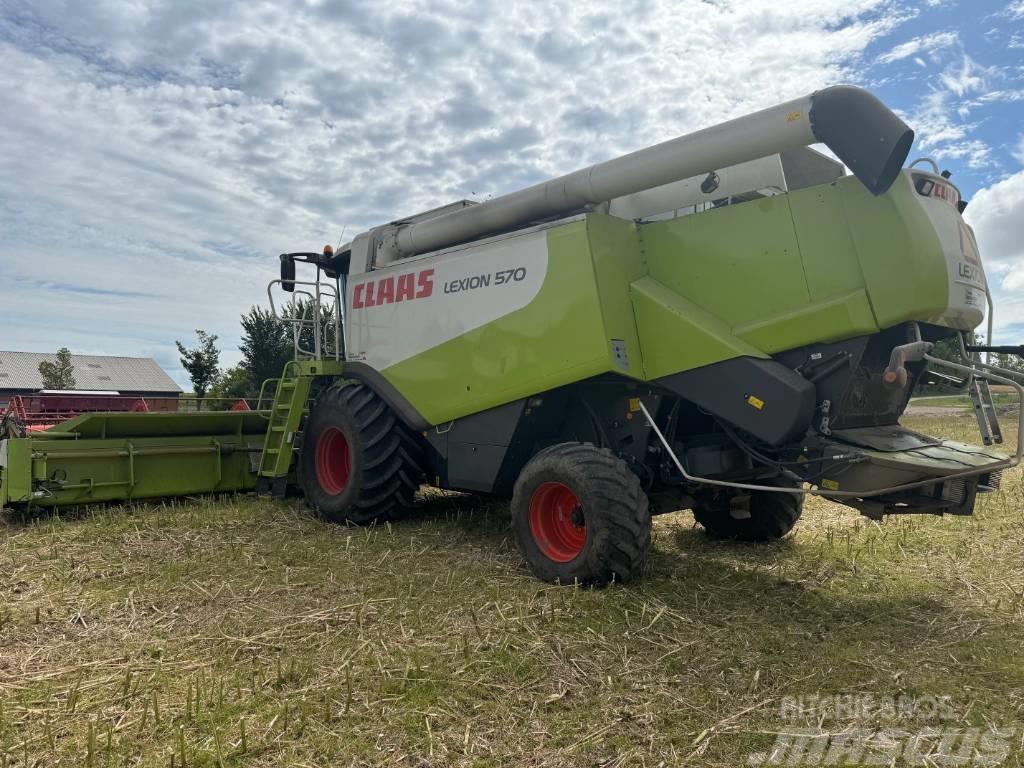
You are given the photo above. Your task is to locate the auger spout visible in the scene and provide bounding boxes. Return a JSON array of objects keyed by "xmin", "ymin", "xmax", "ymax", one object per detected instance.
[{"xmin": 378, "ymin": 85, "xmax": 913, "ymax": 260}]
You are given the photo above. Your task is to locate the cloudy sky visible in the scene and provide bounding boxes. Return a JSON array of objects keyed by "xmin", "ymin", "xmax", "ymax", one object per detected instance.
[{"xmin": 1, "ymin": 0, "xmax": 1022, "ymax": 388}]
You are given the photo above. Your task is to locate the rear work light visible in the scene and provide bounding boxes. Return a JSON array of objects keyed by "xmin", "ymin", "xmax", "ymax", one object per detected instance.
[{"xmin": 913, "ymin": 174, "xmax": 961, "ymax": 209}]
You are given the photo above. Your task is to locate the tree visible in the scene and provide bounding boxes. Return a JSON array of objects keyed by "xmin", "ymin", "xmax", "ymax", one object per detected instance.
[
  {"xmin": 995, "ymin": 351, "xmax": 1024, "ymax": 376},
  {"xmin": 927, "ymin": 332, "xmax": 984, "ymax": 365},
  {"xmin": 206, "ymin": 366, "xmax": 252, "ymax": 409},
  {"xmin": 914, "ymin": 333, "xmax": 982, "ymax": 394},
  {"xmin": 176, "ymin": 330, "xmax": 220, "ymax": 402},
  {"xmin": 289, "ymin": 297, "xmax": 340, "ymax": 358},
  {"xmin": 38, "ymin": 347, "xmax": 77, "ymax": 390},
  {"xmin": 239, "ymin": 306, "xmax": 292, "ymax": 392}
]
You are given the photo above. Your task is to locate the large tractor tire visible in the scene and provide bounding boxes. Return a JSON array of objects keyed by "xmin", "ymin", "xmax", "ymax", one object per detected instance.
[
  {"xmin": 300, "ymin": 381, "xmax": 424, "ymax": 524},
  {"xmin": 692, "ymin": 479, "xmax": 803, "ymax": 542},
  {"xmin": 511, "ymin": 443, "xmax": 651, "ymax": 586}
]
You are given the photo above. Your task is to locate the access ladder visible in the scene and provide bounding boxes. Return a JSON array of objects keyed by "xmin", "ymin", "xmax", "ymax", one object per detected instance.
[
  {"xmin": 257, "ymin": 371, "xmax": 314, "ymax": 495},
  {"xmin": 968, "ymin": 376, "xmax": 1003, "ymax": 446}
]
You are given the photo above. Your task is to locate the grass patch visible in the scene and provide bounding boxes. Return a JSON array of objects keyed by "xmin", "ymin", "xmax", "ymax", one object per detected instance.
[{"xmin": 0, "ymin": 415, "xmax": 1022, "ymax": 765}]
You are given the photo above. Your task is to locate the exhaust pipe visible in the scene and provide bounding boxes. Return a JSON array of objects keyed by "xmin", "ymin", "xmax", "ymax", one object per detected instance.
[{"xmin": 381, "ymin": 85, "xmax": 913, "ymax": 260}]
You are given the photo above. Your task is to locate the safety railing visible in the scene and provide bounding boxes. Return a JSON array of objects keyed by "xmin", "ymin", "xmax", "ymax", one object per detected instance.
[{"xmin": 267, "ymin": 279, "xmax": 344, "ymax": 362}]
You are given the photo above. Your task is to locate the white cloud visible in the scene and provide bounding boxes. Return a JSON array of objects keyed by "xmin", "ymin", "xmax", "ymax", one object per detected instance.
[
  {"xmin": 0, "ymin": 0, "xmax": 911, "ymax": 384},
  {"xmin": 939, "ymin": 53, "xmax": 992, "ymax": 97},
  {"xmin": 903, "ymin": 52, "xmax": 1004, "ymax": 169},
  {"xmin": 2, "ymin": 0, "xmax": 1021, "ymax": 377},
  {"xmin": 968, "ymin": 170, "xmax": 1024, "ymax": 266},
  {"xmin": 966, "ymin": 171, "xmax": 1024, "ymax": 339},
  {"xmin": 877, "ymin": 31, "xmax": 958, "ymax": 64}
]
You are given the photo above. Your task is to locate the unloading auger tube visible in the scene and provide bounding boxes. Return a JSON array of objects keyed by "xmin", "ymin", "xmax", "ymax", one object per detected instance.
[
  {"xmin": 640, "ymin": 351, "xmax": 1024, "ymax": 499},
  {"xmin": 377, "ymin": 85, "xmax": 914, "ymax": 261}
]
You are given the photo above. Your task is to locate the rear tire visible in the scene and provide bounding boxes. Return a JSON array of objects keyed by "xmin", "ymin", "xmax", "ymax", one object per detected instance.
[
  {"xmin": 300, "ymin": 381, "xmax": 424, "ymax": 524},
  {"xmin": 692, "ymin": 479, "xmax": 802, "ymax": 541},
  {"xmin": 511, "ymin": 443, "xmax": 651, "ymax": 586}
]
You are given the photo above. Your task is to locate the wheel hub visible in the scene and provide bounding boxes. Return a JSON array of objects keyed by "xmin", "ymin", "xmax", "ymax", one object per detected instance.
[
  {"xmin": 315, "ymin": 426, "xmax": 351, "ymax": 495},
  {"xmin": 528, "ymin": 481, "xmax": 586, "ymax": 563}
]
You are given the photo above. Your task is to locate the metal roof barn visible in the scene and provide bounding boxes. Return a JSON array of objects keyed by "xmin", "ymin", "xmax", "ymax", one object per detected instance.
[{"xmin": 0, "ymin": 352, "xmax": 181, "ymax": 394}]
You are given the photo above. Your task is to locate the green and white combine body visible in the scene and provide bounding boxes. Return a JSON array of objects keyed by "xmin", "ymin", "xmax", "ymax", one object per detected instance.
[
  {"xmin": 348, "ymin": 164, "xmax": 982, "ymax": 425},
  {"xmin": 3, "ymin": 86, "xmax": 1021, "ymax": 585}
]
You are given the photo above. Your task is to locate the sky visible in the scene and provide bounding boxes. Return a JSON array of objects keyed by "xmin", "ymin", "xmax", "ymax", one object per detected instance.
[{"xmin": 0, "ymin": 0, "xmax": 1022, "ymax": 389}]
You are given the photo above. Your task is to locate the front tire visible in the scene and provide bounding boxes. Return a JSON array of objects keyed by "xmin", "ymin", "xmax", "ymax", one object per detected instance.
[
  {"xmin": 692, "ymin": 479, "xmax": 803, "ymax": 541},
  {"xmin": 511, "ymin": 443, "xmax": 651, "ymax": 586},
  {"xmin": 300, "ymin": 381, "xmax": 423, "ymax": 524}
]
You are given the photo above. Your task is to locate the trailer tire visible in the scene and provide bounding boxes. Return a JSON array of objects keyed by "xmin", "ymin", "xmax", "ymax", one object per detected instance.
[
  {"xmin": 511, "ymin": 443, "xmax": 651, "ymax": 586},
  {"xmin": 300, "ymin": 381, "xmax": 424, "ymax": 524},
  {"xmin": 692, "ymin": 480, "xmax": 802, "ymax": 542}
]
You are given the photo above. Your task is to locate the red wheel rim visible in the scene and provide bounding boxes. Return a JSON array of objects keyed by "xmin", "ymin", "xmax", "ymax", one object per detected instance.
[
  {"xmin": 315, "ymin": 427, "xmax": 351, "ymax": 495},
  {"xmin": 528, "ymin": 481, "xmax": 586, "ymax": 562}
]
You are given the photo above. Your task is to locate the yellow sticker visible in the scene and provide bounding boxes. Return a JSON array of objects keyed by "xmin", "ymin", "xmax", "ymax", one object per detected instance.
[
  {"xmin": 628, "ymin": 397, "xmax": 642, "ymax": 412},
  {"xmin": 786, "ymin": 111, "xmax": 803, "ymax": 122},
  {"xmin": 746, "ymin": 395, "xmax": 765, "ymax": 410},
  {"xmin": 821, "ymin": 478, "xmax": 840, "ymax": 490}
]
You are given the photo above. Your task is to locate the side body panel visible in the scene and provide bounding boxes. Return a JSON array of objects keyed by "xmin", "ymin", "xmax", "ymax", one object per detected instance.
[
  {"xmin": 836, "ymin": 173, "xmax": 949, "ymax": 328},
  {"xmin": 638, "ymin": 189, "xmax": 880, "ymax": 358},
  {"xmin": 372, "ymin": 219, "xmax": 648, "ymax": 426}
]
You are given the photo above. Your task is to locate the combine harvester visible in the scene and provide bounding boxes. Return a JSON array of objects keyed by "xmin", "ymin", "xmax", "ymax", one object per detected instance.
[{"xmin": 2, "ymin": 86, "xmax": 1021, "ymax": 585}]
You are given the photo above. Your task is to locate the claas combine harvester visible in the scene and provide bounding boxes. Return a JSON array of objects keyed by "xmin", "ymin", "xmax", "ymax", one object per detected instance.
[{"xmin": 2, "ymin": 86, "xmax": 1022, "ymax": 585}]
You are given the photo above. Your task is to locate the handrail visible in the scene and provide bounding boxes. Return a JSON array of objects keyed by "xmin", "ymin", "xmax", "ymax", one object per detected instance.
[
  {"xmin": 256, "ymin": 378, "xmax": 280, "ymax": 411},
  {"xmin": 267, "ymin": 278, "xmax": 343, "ymax": 362}
]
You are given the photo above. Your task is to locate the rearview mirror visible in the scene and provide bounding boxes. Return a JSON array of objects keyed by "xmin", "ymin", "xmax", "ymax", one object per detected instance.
[{"xmin": 280, "ymin": 254, "xmax": 296, "ymax": 292}]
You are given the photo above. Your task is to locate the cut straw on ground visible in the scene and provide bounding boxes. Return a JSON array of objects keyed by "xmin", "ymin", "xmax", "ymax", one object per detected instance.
[{"xmin": 0, "ymin": 410, "xmax": 1021, "ymax": 766}]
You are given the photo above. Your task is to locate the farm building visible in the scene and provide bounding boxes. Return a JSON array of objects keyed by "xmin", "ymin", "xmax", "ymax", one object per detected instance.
[{"xmin": 0, "ymin": 351, "xmax": 181, "ymax": 412}]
